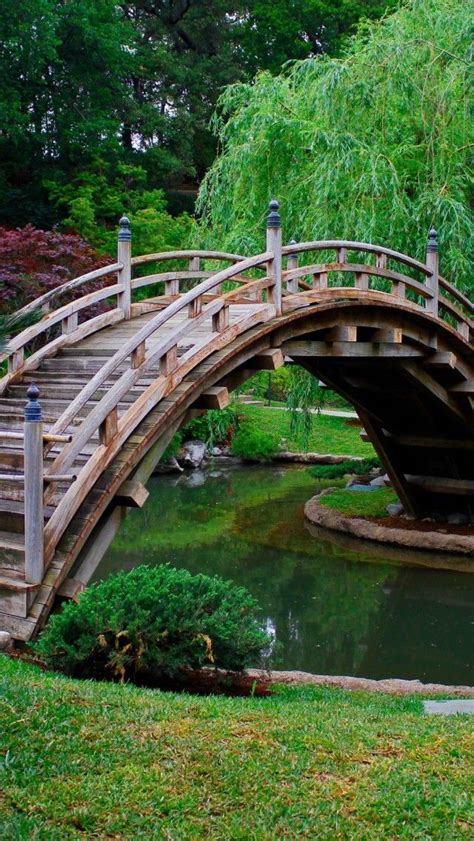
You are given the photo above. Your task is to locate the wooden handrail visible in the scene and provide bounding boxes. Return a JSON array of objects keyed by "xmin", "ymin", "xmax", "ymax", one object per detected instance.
[
  {"xmin": 282, "ymin": 262, "xmax": 434, "ymax": 300},
  {"xmin": 281, "ymin": 240, "xmax": 432, "ymax": 276},
  {"xmin": 1, "ymin": 283, "xmax": 123, "ymax": 359},
  {"xmin": 439, "ymin": 277, "xmax": 473, "ymax": 316},
  {"xmin": 15, "ymin": 262, "xmax": 123, "ymax": 320},
  {"xmin": 131, "ymin": 249, "xmax": 245, "ymax": 266}
]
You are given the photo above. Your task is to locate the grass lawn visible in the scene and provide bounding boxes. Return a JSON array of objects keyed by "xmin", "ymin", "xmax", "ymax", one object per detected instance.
[
  {"xmin": 319, "ymin": 488, "xmax": 398, "ymax": 518},
  {"xmin": 238, "ymin": 404, "xmax": 374, "ymax": 457},
  {"xmin": 1, "ymin": 658, "xmax": 473, "ymax": 839}
]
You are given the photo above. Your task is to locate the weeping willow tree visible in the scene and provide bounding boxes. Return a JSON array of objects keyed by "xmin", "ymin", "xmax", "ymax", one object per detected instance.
[{"xmin": 197, "ymin": 0, "xmax": 473, "ymax": 296}]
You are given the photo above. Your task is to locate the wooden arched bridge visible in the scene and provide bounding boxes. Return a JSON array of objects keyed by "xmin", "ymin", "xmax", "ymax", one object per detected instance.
[{"xmin": 0, "ymin": 201, "xmax": 472, "ymax": 641}]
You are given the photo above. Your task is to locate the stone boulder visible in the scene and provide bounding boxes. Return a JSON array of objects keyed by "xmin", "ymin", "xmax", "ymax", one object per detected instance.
[
  {"xmin": 370, "ymin": 473, "xmax": 390, "ymax": 488},
  {"xmin": 178, "ymin": 440, "xmax": 207, "ymax": 469},
  {"xmin": 386, "ymin": 502, "xmax": 404, "ymax": 517}
]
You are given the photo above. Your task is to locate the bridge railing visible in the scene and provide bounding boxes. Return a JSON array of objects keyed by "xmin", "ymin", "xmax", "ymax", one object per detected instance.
[
  {"xmin": 0, "ymin": 230, "xmax": 265, "ymax": 397},
  {"xmin": 280, "ymin": 235, "xmax": 472, "ymax": 341}
]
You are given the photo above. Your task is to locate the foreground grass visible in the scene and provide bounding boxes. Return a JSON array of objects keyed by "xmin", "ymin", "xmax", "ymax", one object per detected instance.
[
  {"xmin": 239, "ymin": 405, "xmax": 373, "ymax": 457},
  {"xmin": 320, "ymin": 488, "xmax": 397, "ymax": 518},
  {"xmin": 1, "ymin": 658, "xmax": 473, "ymax": 839}
]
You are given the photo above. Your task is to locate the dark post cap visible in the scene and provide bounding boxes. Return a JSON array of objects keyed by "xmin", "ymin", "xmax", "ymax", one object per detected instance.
[
  {"xmin": 25, "ymin": 383, "xmax": 42, "ymax": 422},
  {"xmin": 288, "ymin": 238, "xmax": 297, "ymax": 259},
  {"xmin": 427, "ymin": 226, "xmax": 438, "ymax": 252},
  {"xmin": 118, "ymin": 215, "xmax": 132, "ymax": 241},
  {"xmin": 267, "ymin": 199, "xmax": 281, "ymax": 229}
]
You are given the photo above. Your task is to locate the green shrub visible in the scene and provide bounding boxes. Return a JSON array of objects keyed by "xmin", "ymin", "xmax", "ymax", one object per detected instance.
[
  {"xmin": 161, "ymin": 430, "xmax": 183, "ymax": 460},
  {"xmin": 183, "ymin": 404, "xmax": 239, "ymax": 447},
  {"xmin": 231, "ymin": 424, "xmax": 279, "ymax": 461},
  {"xmin": 35, "ymin": 565, "xmax": 270, "ymax": 683},
  {"xmin": 308, "ymin": 456, "xmax": 381, "ymax": 479}
]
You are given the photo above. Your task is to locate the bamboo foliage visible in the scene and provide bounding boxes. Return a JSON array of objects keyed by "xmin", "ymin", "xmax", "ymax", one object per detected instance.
[{"xmin": 197, "ymin": 0, "xmax": 473, "ymax": 297}]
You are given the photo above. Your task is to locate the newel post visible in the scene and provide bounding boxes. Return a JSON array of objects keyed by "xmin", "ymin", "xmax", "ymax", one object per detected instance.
[
  {"xmin": 266, "ymin": 199, "xmax": 282, "ymax": 315},
  {"xmin": 425, "ymin": 226, "xmax": 439, "ymax": 317},
  {"xmin": 117, "ymin": 214, "xmax": 132, "ymax": 319},
  {"xmin": 24, "ymin": 384, "xmax": 44, "ymax": 585}
]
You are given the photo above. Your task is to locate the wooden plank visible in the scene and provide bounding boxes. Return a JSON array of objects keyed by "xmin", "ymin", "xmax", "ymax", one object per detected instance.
[
  {"xmin": 356, "ymin": 409, "xmax": 418, "ymax": 517},
  {"xmin": 402, "ymin": 363, "xmax": 468, "ymax": 423},
  {"xmin": 244, "ymin": 348, "xmax": 284, "ymax": 370},
  {"xmin": 371, "ymin": 328, "xmax": 402, "ymax": 343},
  {"xmin": 324, "ymin": 326, "xmax": 357, "ymax": 342},
  {"xmin": 424, "ymin": 352, "xmax": 457, "ymax": 370},
  {"xmin": 383, "ymin": 432, "xmax": 474, "ymax": 451},
  {"xmin": 57, "ymin": 578, "xmax": 85, "ymax": 599},
  {"xmin": 282, "ymin": 341, "xmax": 424, "ymax": 359},
  {"xmin": 193, "ymin": 387, "xmax": 230, "ymax": 411},
  {"xmin": 115, "ymin": 479, "xmax": 149, "ymax": 509},
  {"xmin": 450, "ymin": 379, "xmax": 474, "ymax": 395},
  {"xmin": 405, "ymin": 475, "xmax": 474, "ymax": 495}
]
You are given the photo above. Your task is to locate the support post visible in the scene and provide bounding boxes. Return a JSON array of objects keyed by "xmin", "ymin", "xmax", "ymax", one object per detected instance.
[
  {"xmin": 425, "ymin": 226, "xmax": 439, "ymax": 317},
  {"xmin": 24, "ymin": 384, "xmax": 44, "ymax": 585},
  {"xmin": 286, "ymin": 239, "xmax": 299, "ymax": 294},
  {"xmin": 266, "ymin": 199, "xmax": 282, "ymax": 315},
  {"xmin": 117, "ymin": 215, "xmax": 132, "ymax": 319}
]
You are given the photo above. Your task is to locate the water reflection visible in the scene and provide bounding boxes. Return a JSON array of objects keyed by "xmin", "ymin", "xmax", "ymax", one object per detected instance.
[{"xmin": 97, "ymin": 465, "xmax": 474, "ymax": 685}]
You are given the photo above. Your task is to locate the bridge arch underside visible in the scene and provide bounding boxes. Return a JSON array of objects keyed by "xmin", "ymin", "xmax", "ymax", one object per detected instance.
[{"xmin": 50, "ymin": 299, "xmax": 473, "ymax": 619}]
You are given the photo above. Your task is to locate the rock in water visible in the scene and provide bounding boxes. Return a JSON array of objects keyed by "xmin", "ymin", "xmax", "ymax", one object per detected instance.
[
  {"xmin": 184, "ymin": 469, "xmax": 206, "ymax": 487},
  {"xmin": 386, "ymin": 503, "xmax": 404, "ymax": 517},
  {"xmin": 370, "ymin": 474, "xmax": 390, "ymax": 488},
  {"xmin": 178, "ymin": 440, "xmax": 207, "ymax": 469}
]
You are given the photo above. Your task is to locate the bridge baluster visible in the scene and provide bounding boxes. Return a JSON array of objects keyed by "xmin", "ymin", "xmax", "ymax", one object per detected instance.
[
  {"xmin": 266, "ymin": 200, "xmax": 282, "ymax": 315},
  {"xmin": 286, "ymin": 240, "xmax": 299, "ymax": 294},
  {"xmin": 355, "ymin": 272, "xmax": 368, "ymax": 291},
  {"xmin": 99, "ymin": 408, "xmax": 118, "ymax": 446},
  {"xmin": 131, "ymin": 342, "xmax": 145, "ymax": 369},
  {"xmin": 24, "ymin": 384, "xmax": 44, "ymax": 585},
  {"xmin": 117, "ymin": 215, "xmax": 132, "ymax": 319},
  {"xmin": 313, "ymin": 271, "xmax": 327, "ymax": 290},
  {"xmin": 8, "ymin": 349, "xmax": 24, "ymax": 375},
  {"xmin": 160, "ymin": 346, "xmax": 178, "ymax": 376},
  {"xmin": 212, "ymin": 304, "xmax": 229, "ymax": 333},
  {"xmin": 188, "ymin": 296, "xmax": 202, "ymax": 318},
  {"xmin": 61, "ymin": 313, "xmax": 78, "ymax": 335},
  {"xmin": 425, "ymin": 227, "xmax": 439, "ymax": 317}
]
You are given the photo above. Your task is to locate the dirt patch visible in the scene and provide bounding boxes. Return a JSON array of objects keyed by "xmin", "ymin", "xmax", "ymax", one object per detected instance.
[{"xmin": 368, "ymin": 516, "xmax": 474, "ymax": 536}]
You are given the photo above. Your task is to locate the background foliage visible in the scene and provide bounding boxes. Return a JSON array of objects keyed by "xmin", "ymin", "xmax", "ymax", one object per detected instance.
[
  {"xmin": 198, "ymin": 0, "xmax": 473, "ymax": 295},
  {"xmin": 0, "ymin": 0, "xmax": 396, "ymax": 231}
]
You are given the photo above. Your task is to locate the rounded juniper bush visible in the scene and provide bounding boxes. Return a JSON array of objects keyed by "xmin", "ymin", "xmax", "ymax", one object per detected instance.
[{"xmin": 35, "ymin": 565, "xmax": 271, "ymax": 682}]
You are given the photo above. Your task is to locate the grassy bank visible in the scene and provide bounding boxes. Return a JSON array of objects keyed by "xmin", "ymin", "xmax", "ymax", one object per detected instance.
[
  {"xmin": 1, "ymin": 658, "xmax": 473, "ymax": 839},
  {"xmin": 238, "ymin": 405, "xmax": 374, "ymax": 457},
  {"xmin": 320, "ymin": 488, "xmax": 397, "ymax": 518}
]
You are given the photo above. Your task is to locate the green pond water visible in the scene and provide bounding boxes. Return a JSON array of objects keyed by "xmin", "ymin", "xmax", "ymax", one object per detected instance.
[{"xmin": 97, "ymin": 464, "xmax": 474, "ymax": 685}]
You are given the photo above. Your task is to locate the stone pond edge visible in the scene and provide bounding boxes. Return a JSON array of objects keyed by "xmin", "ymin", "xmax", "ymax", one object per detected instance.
[
  {"xmin": 244, "ymin": 669, "xmax": 474, "ymax": 697},
  {"xmin": 304, "ymin": 489, "xmax": 474, "ymax": 556}
]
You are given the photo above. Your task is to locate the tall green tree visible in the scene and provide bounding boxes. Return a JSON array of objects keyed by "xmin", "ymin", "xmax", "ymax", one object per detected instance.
[
  {"xmin": 0, "ymin": 0, "xmax": 133, "ymax": 226},
  {"xmin": 198, "ymin": 0, "xmax": 473, "ymax": 295},
  {"xmin": 0, "ymin": 0, "xmax": 398, "ymax": 229},
  {"xmin": 236, "ymin": 0, "xmax": 397, "ymax": 74}
]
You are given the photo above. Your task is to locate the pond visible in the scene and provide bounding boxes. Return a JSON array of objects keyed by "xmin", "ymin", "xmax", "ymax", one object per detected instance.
[{"xmin": 96, "ymin": 464, "xmax": 474, "ymax": 686}]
